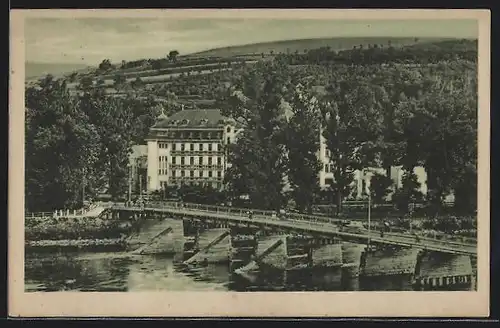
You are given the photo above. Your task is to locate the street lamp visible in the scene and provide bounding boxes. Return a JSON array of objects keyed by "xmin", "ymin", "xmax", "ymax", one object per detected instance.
[
  {"xmin": 82, "ymin": 167, "xmax": 86, "ymax": 207},
  {"xmin": 128, "ymin": 164, "xmax": 132, "ymax": 204},
  {"xmin": 364, "ymin": 169, "xmax": 372, "ymax": 247}
]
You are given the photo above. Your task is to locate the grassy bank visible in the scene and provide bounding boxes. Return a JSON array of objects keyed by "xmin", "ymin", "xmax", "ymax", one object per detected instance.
[{"xmin": 25, "ymin": 215, "xmax": 139, "ymax": 242}]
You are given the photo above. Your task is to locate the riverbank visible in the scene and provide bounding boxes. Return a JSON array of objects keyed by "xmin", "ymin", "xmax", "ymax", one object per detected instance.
[
  {"xmin": 25, "ymin": 238, "xmax": 127, "ymax": 252},
  {"xmin": 25, "ymin": 213, "xmax": 137, "ymax": 241},
  {"xmin": 25, "ymin": 208, "xmax": 140, "ymax": 252}
]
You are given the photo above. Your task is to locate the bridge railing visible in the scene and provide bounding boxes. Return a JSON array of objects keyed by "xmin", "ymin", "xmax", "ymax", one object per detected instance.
[
  {"xmin": 150, "ymin": 201, "xmax": 277, "ymax": 218},
  {"xmin": 157, "ymin": 203, "xmax": 476, "ymax": 243},
  {"xmin": 25, "ymin": 203, "xmax": 106, "ymax": 220},
  {"xmin": 119, "ymin": 201, "xmax": 477, "ymax": 247},
  {"xmin": 147, "ymin": 201, "xmax": 342, "ymax": 223},
  {"xmin": 25, "ymin": 212, "xmax": 54, "ymax": 219},
  {"xmin": 377, "ymin": 231, "xmax": 476, "ymax": 248}
]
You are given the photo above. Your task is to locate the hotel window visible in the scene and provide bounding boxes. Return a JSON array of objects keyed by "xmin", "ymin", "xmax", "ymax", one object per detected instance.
[
  {"xmin": 171, "ymin": 156, "xmax": 176, "ymax": 164},
  {"xmin": 181, "ymin": 171, "xmax": 185, "ymax": 177},
  {"xmin": 181, "ymin": 157, "xmax": 185, "ymax": 165},
  {"xmin": 227, "ymin": 126, "xmax": 231, "ymax": 133},
  {"xmin": 208, "ymin": 157, "xmax": 212, "ymax": 165},
  {"xmin": 199, "ymin": 143, "xmax": 203, "ymax": 151},
  {"xmin": 199, "ymin": 156, "xmax": 203, "ymax": 165},
  {"xmin": 190, "ymin": 157, "xmax": 194, "ymax": 165},
  {"xmin": 190, "ymin": 170, "xmax": 194, "ymax": 177},
  {"xmin": 217, "ymin": 157, "xmax": 222, "ymax": 165},
  {"xmin": 190, "ymin": 143, "xmax": 194, "ymax": 151},
  {"xmin": 208, "ymin": 144, "xmax": 212, "ymax": 151},
  {"xmin": 217, "ymin": 171, "xmax": 222, "ymax": 178},
  {"xmin": 172, "ymin": 170, "xmax": 176, "ymax": 177},
  {"xmin": 208, "ymin": 171, "xmax": 213, "ymax": 178},
  {"xmin": 227, "ymin": 137, "xmax": 231, "ymax": 144},
  {"xmin": 324, "ymin": 164, "xmax": 327, "ymax": 172},
  {"xmin": 181, "ymin": 144, "xmax": 185, "ymax": 151}
]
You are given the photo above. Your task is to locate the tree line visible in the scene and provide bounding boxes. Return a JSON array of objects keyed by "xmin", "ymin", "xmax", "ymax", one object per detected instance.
[
  {"xmin": 218, "ymin": 54, "xmax": 477, "ymax": 217},
  {"xmin": 25, "ymin": 75, "xmax": 162, "ymax": 212},
  {"xmin": 275, "ymin": 39, "xmax": 477, "ymax": 66}
]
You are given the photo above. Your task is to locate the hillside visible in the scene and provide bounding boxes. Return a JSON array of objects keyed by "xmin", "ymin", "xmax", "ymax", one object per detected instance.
[
  {"xmin": 187, "ymin": 37, "xmax": 458, "ymax": 58},
  {"xmin": 25, "ymin": 62, "xmax": 91, "ymax": 79},
  {"xmin": 26, "ymin": 38, "xmax": 477, "ymax": 112}
]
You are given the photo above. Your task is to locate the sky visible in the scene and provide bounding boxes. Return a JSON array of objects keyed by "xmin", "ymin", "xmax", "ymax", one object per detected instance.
[{"xmin": 25, "ymin": 17, "xmax": 478, "ymax": 65}]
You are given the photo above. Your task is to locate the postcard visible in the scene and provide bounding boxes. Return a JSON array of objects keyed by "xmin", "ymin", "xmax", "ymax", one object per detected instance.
[{"xmin": 9, "ymin": 8, "xmax": 490, "ymax": 317}]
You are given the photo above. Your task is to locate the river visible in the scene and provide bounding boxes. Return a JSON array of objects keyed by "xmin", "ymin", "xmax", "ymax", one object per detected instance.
[{"xmin": 25, "ymin": 250, "xmax": 475, "ymax": 292}]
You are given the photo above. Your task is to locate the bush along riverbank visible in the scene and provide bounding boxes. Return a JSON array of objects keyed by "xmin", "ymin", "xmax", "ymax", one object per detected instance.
[{"xmin": 25, "ymin": 213, "xmax": 142, "ymax": 251}]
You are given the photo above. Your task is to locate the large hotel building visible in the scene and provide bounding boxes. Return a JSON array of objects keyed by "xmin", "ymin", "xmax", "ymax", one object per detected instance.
[{"xmin": 146, "ymin": 108, "xmax": 243, "ymax": 191}]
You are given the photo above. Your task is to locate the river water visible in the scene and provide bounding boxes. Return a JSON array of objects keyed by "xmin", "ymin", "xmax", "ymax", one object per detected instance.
[{"xmin": 25, "ymin": 250, "xmax": 474, "ymax": 292}]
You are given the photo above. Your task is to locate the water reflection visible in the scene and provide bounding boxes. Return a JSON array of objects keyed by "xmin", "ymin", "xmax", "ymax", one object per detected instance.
[{"xmin": 25, "ymin": 250, "xmax": 474, "ymax": 292}]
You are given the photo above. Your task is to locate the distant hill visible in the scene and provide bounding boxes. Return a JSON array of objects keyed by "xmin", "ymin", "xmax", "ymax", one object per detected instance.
[
  {"xmin": 188, "ymin": 37, "xmax": 458, "ymax": 58},
  {"xmin": 25, "ymin": 62, "xmax": 91, "ymax": 79}
]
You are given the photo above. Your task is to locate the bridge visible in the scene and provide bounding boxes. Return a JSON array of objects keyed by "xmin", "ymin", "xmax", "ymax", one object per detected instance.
[
  {"xmin": 110, "ymin": 202, "xmax": 477, "ymax": 258},
  {"xmin": 25, "ymin": 201, "xmax": 477, "ymax": 288}
]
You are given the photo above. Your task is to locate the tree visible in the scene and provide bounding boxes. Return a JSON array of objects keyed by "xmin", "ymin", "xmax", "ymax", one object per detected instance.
[
  {"xmin": 78, "ymin": 76, "xmax": 94, "ymax": 90},
  {"xmin": 399, "ymin": 69, "xmax": 477, "ymax": 214},
  {"xmin": 98, "ymin": 59, "xmax": 113, "ymax": 72},
  {"xmin": 79, "ymin": 90, "xmax": 135, "ymax": 200},
  {"xmin": 320, "ymin": 77, "xmax": 384, "ymax": 214},
  {"xmin": 25, "ymin": 75, "xmax": 102, "ymax": 211},
  {"xmin": 68, "ymin": 72, "xmax": 78, "ymax": 83},
  {"xmin": 285, "ymin": 84, "xmax": 322, "ymax": 213},
  {"xmin": 223, "ymin": 61, "xmax": 291, "ymax": 210},
  {"xmin": 369, "ymin": 172, "xmax": 393, "ymax": 204},
  {"xmin": 392, "ymin": 170, "xmax": 424, "ymax": 213},
  {"xmin": 113, "ymin": 74, "xmax": 126, "ymax": 90},
  {"xmin": 453, "ymin": 164, "xmax": 477, "ymax": 215},
  {"xmin": 168, "ymin": 50, "xmax": 179, "ymax": 62},
  {"xmin": 131, "ymin": 77, "xmax": 144, "ymax": 89}
]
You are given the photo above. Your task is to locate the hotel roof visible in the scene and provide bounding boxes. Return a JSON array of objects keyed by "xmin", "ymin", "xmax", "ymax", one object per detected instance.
[{"xmin": 152, "ymin": 109, "xmax": 235, "ymax": 129}]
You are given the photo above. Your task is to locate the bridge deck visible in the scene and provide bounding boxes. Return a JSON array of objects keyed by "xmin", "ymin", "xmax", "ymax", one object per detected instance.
[{"xmin": 113, "ymin": 205, "xmax": 477, "ymax": 257}]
